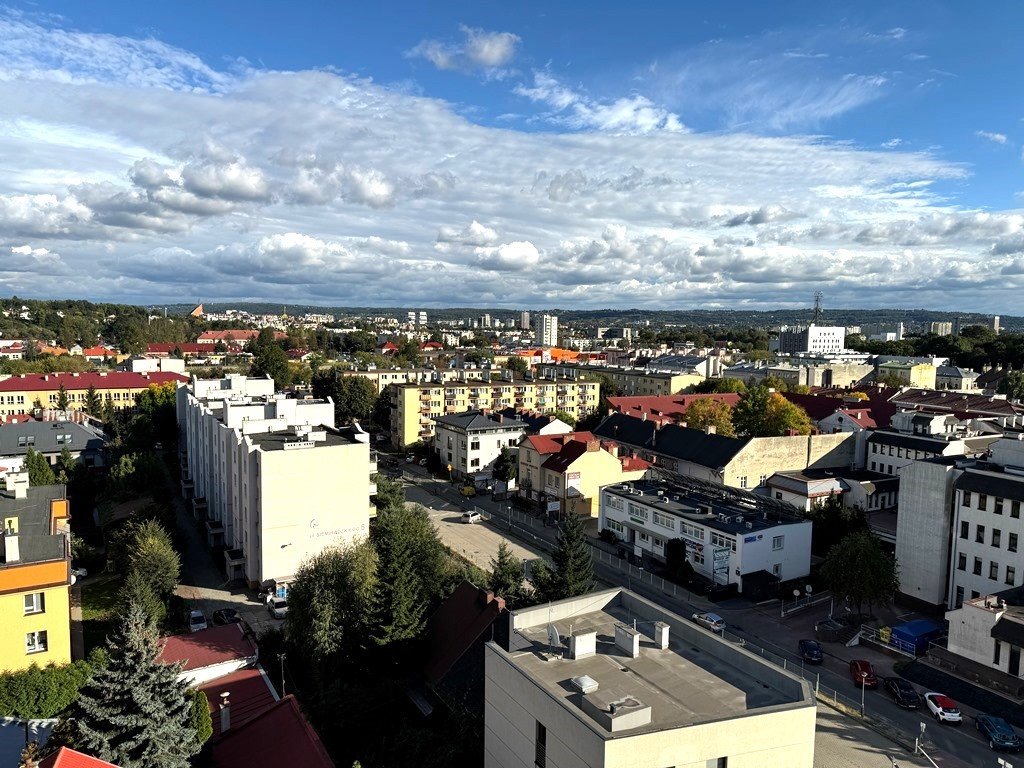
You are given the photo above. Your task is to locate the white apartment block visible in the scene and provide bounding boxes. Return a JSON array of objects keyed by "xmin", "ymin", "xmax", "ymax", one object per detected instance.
[
  {"xmin": 178, "ymin": 375, "xmax": 374, "ymax": 591},
  {"xmin": 599, "ymin": 479, "xmax": 812, "ymax": 593},
  {"xmin": 775, "ymin": 325, "xmax": 846, "ymax": 355},
  {"xmin": 534, "ymin": 314, "xmax": 559, "ymax": 347},
  {"xmin": 485, "ymin": 588, "xmax": 815, "ymax": 768},
  {"xmin": 431, "ymin": 410, "xmax": 527, "ymax": 482}
]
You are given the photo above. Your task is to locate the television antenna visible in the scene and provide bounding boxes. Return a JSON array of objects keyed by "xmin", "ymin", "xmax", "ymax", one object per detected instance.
[{"xmin": 812, "ymin": 291, "xmax": 824, "ymax": 325}]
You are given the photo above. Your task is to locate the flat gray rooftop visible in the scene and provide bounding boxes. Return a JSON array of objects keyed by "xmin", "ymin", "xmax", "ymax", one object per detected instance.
[{"xmin": 503, "ymin": 589, "xmax": 810, "ymax": 737}]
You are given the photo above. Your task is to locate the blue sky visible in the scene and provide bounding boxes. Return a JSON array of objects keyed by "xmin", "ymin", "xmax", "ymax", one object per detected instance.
[{"xmin": 1, "ymin": 1, "xmax": 1022, "ymax": 310}]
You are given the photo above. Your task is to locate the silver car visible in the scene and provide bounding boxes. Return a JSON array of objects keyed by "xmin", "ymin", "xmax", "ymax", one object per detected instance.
[
  {"xmin": 267, "ymin": 596, "xmax": 288, "ymax": 619},
  {"xmin": 691, "ymin": 612, "xmax": 726, "ymax": 632}
]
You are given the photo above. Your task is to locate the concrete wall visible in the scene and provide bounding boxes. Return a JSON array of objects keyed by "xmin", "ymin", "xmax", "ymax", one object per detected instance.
[
  {"xmin": 723, "ymin": 433, "xmax": 855, "ymax": 489},
  {"xmin": 895, "ymin": 460, "xmax": 956, "ymax": 609}
]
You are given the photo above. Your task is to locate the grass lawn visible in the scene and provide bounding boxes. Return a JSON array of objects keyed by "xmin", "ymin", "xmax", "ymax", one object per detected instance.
[{"xmin": 80, "ymin": 573, "xmax": 124, "ymax": 621}]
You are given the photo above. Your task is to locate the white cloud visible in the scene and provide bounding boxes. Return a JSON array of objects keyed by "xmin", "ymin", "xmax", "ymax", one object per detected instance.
[
  {"xmin": 515, "ymin": 72, "xmax": 685, "ymax": 134},
  {"xmin": 975, "ymin": 130, "xmax": 1008, "ymax": 145},
  {"xmin": 407, "ymin": 25, "xmax": 520, "ymax": 75},
  {"xmin": 881, "ymin": 138, "xmax": 904, "ymax": 148},
  {"xmin": 1, "ymin": 12, "xmax": 1022, "ymax": 312}
]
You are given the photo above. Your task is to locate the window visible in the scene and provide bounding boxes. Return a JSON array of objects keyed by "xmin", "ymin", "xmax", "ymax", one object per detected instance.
[
  {"xmin": 55, "ymin": 433, "xmax": 72, "ymax": 445},
  {"xmin": 772, "ymin": 535, "xmax": 785, "ymax": 551},
  {"xmin": 772, "ymin": 563, "xmax": 782, "ymax": 577},
  {"xmin": 977, "ymin": 525, "xmax": 986, "ymax": 544},
  {"xmin": 738, "ymin": 476, "xmax": 748, "ymax": 489},
  {"xmin": 963, "ymin": 491, "xmax": 972, "ymax": 508},
  {"xmin": 605, "ymin": 519, "xmax": 624, "ymax": 534},
  {"xmin": 25, "ymin": 631, "xmax": 47, "ymax": 654},
  {"xmin": 995, "ymin": 497, "xmax": 1004, "ymax": 515},
  {"xmin": 957, "ymin": 553, "xmax": 967, "ymax": 571},
  {"xmin": 979, "ymin": 494, "xmax": 988, "ymax": 512},
  {"xmin": 995, "ymin": 639, "xmax": 1002, "ymax": 665},
  {"xmin": 955, "ymin": 586, "xmax": 964, "ymax": 608},
  {"xmin": 653, "ymin": 537, "xmax": 663, "ymax": 548},
  {"xmin": 960, "ymin": 521, "xmax": 969, "ymax": 539},
  {"xmin": 1013, "ymin": 500, "xmax": 1021, "ymax": 519},
  {"xmin": 1010, "ymin": 533, "xmax": 1018, "ymax": 553},
  {"xmin": 23, "ymin": 593, "xmax": 44, "ymax": 615},
  {"xmin": 758, "ymin": 475, "xmax": 767, "ymax": 487},
  {"xmin": 993, "ymin": 529, "xmax": 1002, "ymax": 548},
  {"xmin": 470, "ymin": 440, "xmax": 480, "ymax": 450},
  {"xmin": 870, "ymin": 461, "xmax": 876, "ymax": 471},
  {"xmin": 1008, "ymin": 566, "xmax": 1017, "ymax": 586},
  {"xmin": 775, "ymin": 491, "xmax": 783, "ymax": 500},
  {"xmin": 470, "ymin": 459, "xmax": 480, "ymax": 468},
  {"xmin": 639, "ymin": 532, "xmax": 649, "ymax": 542},
  {"xmin": 974, "ymin": 557, "xmax": 983, "ymax": 575},
  {"xmin": 692, "ymin": 550, "xmax": 705, "ymax": 565},
  {"xmin": 990, "ymin": 561, "xmax": 999, "ymax": 580},
  {"xmin": 535, "ymin": 722, "xmax": 546, "ymax": 768},
  {"xmin": 653, "ymin": 511, "xmax": 675, "ymax": 530}
]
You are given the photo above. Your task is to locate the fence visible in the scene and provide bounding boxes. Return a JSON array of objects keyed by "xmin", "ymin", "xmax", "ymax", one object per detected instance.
[
  {"xmin": 779, "ymin": 590, "xmax": 832, "ymax": 618},
  {"xmin": 859, "ymin": 624, "xmax": 918, "ymax": 657}
]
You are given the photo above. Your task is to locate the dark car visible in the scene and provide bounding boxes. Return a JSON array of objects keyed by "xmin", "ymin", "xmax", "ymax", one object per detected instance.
[
  {"xmin": 849, "ymin": 659, "xmax": 878, "ymax": 688},
  {"xmin": 212, "ymin": 608, "xmax": 242, "ymax": 626},
  {"xmin": 976, "ymin": 713, "xmax": 1022, "ymax": 752},
  {"xmin": 798, "ymin": 639, "xmax": 823, "ymax": 664},
  {"xmin": 882, "ymin": 677, "xmax": 921, "ymax": 709}
]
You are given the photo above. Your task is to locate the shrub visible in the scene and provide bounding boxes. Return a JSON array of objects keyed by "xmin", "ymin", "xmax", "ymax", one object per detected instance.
[
  {"xmin": 0, "ymin": 658, "xmax": 100, "ymax": 718},
  {"xmin": 189, "ymin": 689, "xmax": 213, "ymax": 744}
]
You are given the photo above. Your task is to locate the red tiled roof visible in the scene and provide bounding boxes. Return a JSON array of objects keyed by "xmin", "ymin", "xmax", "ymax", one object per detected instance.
[
  {"xmin": 211, "ymin": 695, "xmax": 334, "ymax": 768},
  {"xmin": 421, "ymin": 341, "xmax": 444, "ymax": 349},
  {"xmin": 522, "ymin": 431, "xmax": 595, "ymax": 456},
  {"xmin": 199, "ymin": 666, "xmax": 279, "ymax": 738},
  {"xmin": 197, "ymin": 330, "xmax": 286, "ymax": 343},
  {"xmin": 379, "ymin": 342, "xmax": 398, "ymax": 351},
  {"xmin": 607, "ymin": 394, "xmax": 740, "ymax": 426},
  {"xmin": 82, "ymin": 346, "xmax": 117, "ymax": 357},
  {"xmin": 540, "ymin": 439, "xmax": 591, "ymax": 472},
  {"xmin": 0, "ymin": 371, "xmax": 188, "ymax": 393},
  {"xmin": 423, "ymin": 581, "xmax": 505, "ymax": 686},
  {"xmin": 146, "ymin": 343, "xmax": 208, "ymax": 355},
  {"xmin": 39, "ymin": 747, "xmax": 121, "ymax": 768},
  {"xmin": 158, "ymin": 623, "xmax": 257, "ymax": 672},
  {"xmin": 620, "ymin": 456, "xmax": 651, "ymax": 472},
  {"xmin": 780, "ymin": 392, "xmax": 845, "ymax": 422},
  {"xmin": 889, "ymin": 388, "xmax": 1023, "ymax": 417}
]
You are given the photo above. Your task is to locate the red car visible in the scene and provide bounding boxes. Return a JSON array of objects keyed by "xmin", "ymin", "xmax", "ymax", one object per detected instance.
[{"xmin": 850, "ymin": 659, "xmax": 878, "ymax": 688}]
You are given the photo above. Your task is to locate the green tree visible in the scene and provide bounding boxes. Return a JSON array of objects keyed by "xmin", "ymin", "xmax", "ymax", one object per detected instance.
[
  {"xmin": 488, "ymin": 542, "xmax": 524, "ymax": 608},
  {"xmin": 998, "ymin": 371, "xmax": 1024, "ymax": 402},
  {"xmin": 733, "ymin": 387, "xmax": 811, "ymax": 436},
  {"xmin": 286, "ymin": 541, "xmax": 379, "ymax": 663},
  {"xmin": 804, "ymin": 493, "xmax": 867, "ymax": 557},
  {"xmin": 24, "ymin": 448, "xmax": 56, "ymax": 486},
  {"xmin": 546, "ymin": 409, "xmax": 577, "ymax": 427},
  {"xmin": 532, "ymin": 512, "xmax": 593, "ymax": 601},
  {"xmin": 372, "ymin": 475, "xmax": 405, "ymax": 514},
  {"xmin": 663, "ymin": 538, "xmax": 696, "ymax": 584},
  {"xmin": 84, "ymin": 384, "xmax": 101, "ymax": 415},
  {"xmin": 128, "ymin": 520, "xmax": 181, "ymax": 601},
  {"xmin": 55, "ymin": 447, "xmax": 78, "ymax": 485},
  {"xmin": 505, "ymin": 356, "xmax": 529, "ymax": 375},
  {"xmin": 134, "ymin": 382, "xmax": 178, "ymax": 444},
  {"xmin": 691, "ymin": 377, "xmax": 747, "ymax": 394},
  {"xmin": 188, "ymin": 689, "xmax": 213, "ymax": 745},
  {"xmin": 101, "ymin": 398, "xmax": 116, "ymax": 424},
  {"xmin": 762, "ymin": 375, "xmax": 790, "ymax": 392},
  {"xmin": 62, "ymin": 602, "xmax": 200, "ymax": 768},
  {"xmin": 250, "ymin": 342, "xmax": 291, "ymax": 391},
  {"xmin": 681, "ymin": 398, "xmax": 735, "ymax": 437},
  {"xmin": 118, "ymin": 569, "xmax": 166, "ymax": 626},
  {"xmin": 820, "ymin": 531, "xmax": 899, "ymax": 617},
  {"xmin": 56, "ymin": 382, "xmax": 70, "ymax": 410},
  {"xmin": 492, "ymin": 447, "xmax": 517, "ymax": 483}
]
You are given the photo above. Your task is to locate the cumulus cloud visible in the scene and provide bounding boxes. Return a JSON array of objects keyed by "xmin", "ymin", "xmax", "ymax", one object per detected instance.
[
  {"xmin": 407, "ymin": 25, "xmax": 520, "ymax": 75},
  {"xmin": 516, "ymin": 72, "xmax": 685, "ymax": 134},
  {"xmin": 975, "ymin": 130, "xmax": 1008, "ymax": 145},
  {"xmin": 1, "ymin": 11, "xmax": 1022, "ymax": 311}
]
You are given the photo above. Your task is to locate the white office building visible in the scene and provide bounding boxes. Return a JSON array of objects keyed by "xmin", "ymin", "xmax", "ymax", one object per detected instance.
[
  {"xmin": 534, "ymin": 314, "xmax": 559, "ymax": 347},
  {"xmin": 432, "ymin": 410, "xmax": 527, "ymax": 483},
  {"xmin": 485, "ymin": 588, "xmax": 816, "ymax": 768},
  {"xmin": 598, "ymin": 478, "xmax": 812, "ymax": 595},
  {"xmin": 178, "ymin": 375, "xmax": 374, "ymax": 592},
  {"xmin": 775, "ymin": 325, "xmax": 846, "ymax": 355}
]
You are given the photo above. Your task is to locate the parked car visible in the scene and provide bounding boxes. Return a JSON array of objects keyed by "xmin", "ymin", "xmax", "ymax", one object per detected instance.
[
  {"xmin": 882, "ymin": 677, "xmax": 921, "ymax": 709},
  {"xmin": 798, "ymin": 639, "xmax": 823, "ymax": 664},
  {"xmin": 405, "ymin": 455, "xmax": 415, "ymax": 463},
  {"xmin": 212, "ymin": 608, "xmax": 242, "ymax": 626},
  {"xmin": 460, "ymin": 486, "xmax": 477, "ymax": 497},
  {"xmin": 461, "ymin": 511, "xmax": 482, "ymax": 524},
  {"xmin": 691, "ymin": 612, "xmax": 726, "ymax": 632},
  {"xmin": 849, "ymin": 659, "xmax": 878, "ymax": 688},
  {"xmin": 976, "ymin": 713, "xmax": 1021, "ymax": 751},
  {"xmin": 924, "ymin": 692, "xmax": 962, "ymax": 724},
  {"xmin": 267, "ymin": 597, "xmax": 288, "ymax": 619},
  {"xmin": 188, "ymin": 610, "xmax": 208, "ymax": 633},
  {"xmin": 418, "ymin": 458, "xmax": 428, "ymax": 466}
]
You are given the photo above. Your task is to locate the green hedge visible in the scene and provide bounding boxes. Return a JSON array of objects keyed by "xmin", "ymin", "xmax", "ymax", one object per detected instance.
[{"xmin": 0, "ymin": 649, "xmax": 107, "ymax": 719}]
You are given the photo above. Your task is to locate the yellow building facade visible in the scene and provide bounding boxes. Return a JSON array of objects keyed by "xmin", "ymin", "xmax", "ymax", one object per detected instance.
[
  {"xmin": 878, "ymin": 362, "xmax": 937, "ymax": 390},
  {"xmin": 0, "ymin": 371, "xmax": 189, "ymax": 417},
  {"xmin": 390, "ymin": 377, "xmax": 600, "ymax": 448},
  {"xmin": 0, "ymin": 481, "xmax": 72, "ymax": 672}
]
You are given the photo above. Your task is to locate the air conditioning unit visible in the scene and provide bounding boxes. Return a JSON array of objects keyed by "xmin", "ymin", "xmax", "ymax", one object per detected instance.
[{"xmin": 745, "ymin": 522, "xmax": 753, "ymax": 530}]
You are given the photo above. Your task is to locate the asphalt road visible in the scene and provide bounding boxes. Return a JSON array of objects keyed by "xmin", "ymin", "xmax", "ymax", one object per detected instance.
[{"xmin": 397, "ymin": 466, "xmax": 998, "ymax": 768}]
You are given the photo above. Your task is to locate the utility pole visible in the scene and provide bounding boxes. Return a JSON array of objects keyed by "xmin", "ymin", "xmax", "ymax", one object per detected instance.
[{"xmin": 278, "ymin": 652, "xmax": 286, "ymax": 697}]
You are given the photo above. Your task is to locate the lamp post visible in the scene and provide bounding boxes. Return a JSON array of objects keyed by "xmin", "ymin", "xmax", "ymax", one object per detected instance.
[
  {"xmin": 915, "ymin": 721, "xmax": 926, "ymax": 754},
  {"xmin": 860, "ymin": 671, "xmax": 868, "ymax": 715}
]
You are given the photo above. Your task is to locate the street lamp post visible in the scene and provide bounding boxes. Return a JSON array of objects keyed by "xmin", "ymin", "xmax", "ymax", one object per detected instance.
[
  {"xmin": 915, "ymin": 722, "xmax": 926, "ymax": 754},
  {"xmin": 860, "ymin": 671, "xmax": 868, "ymax": 715}
]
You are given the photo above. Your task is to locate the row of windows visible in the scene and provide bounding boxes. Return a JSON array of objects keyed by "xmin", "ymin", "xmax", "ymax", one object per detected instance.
[
  {"xmin": 957, "ymin": 554, "xmax": 1016, "ymax": 585},
  {"xmin": 736, "ymin": 475, "xmax": 767, "ymax": 489},
  {"xmin": 870, "ymin": 443, "xmax": 934, "ymax": 461},
  {"xmin": 962, "ymin": 491, "xmax": 1022, "ymax": 517},
  {"xmin": 960, "ymin": 521, "xmax": 1020, "ymax": 552}
]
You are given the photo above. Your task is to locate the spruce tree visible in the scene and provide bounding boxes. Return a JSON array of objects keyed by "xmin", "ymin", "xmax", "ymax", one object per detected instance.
[
  {"xmin": 56, "ymin": 382, "xmax": 70, "ymax": 411},
  {"xmin": 24, "ymin": 448, "xmax": 56, "ymax": 486},
  {"xmin": 118, "ymin": 569, "xmax": 166, "ymax": 626},
  {"xmin": 128, "ymin": 520, "xmax": 181, "ymax": 601},
  {"xmin": 549, "ymin": 511, "xmax": 594, "ymax": 600},
  {"xmin": 372, "ymin": 514, "xmax": 426, "ymax": 645},
  {"xmin": 65, "ymin": 601, "xmax": 199, "ymax": 768},
  {"xmin": 489, "ymin": 541, "xmax": 524, "ymax": 607},
  {"xmin": 84, "ymin": 384, "xmax": 101, "ymax": 415}
]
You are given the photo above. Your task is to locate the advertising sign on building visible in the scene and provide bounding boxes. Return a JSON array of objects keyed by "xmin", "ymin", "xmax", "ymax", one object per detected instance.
[
  {"xmin": 566, "ymin": 471, "xmax": 582, "ymax": 497},
  {"xmin": 546, "ymin": 500, "xmax": 561, "ymax": 513},
  {"xmin": 713, "ymin": 547, "xmax": 730, "ymax": 580}
]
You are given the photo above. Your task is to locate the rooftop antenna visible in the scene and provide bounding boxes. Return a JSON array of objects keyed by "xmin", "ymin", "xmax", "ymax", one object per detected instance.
[{"xmin": 812, "ymin": 291, "xmax": 824, "ymax": 326}]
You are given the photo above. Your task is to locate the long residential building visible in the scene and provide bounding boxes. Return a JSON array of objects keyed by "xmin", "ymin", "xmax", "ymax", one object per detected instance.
[
  {"xmin": 339, "ymin": 366, "xmax": 488, "ymax": 395},
  {"xmin": 177, "ymin": 375, "xmax": 374, "ymax": 593},
  {"xmin": 537, "ymin": 363, "xmax": 703, "ymax": 396},
  {"xmin": 485, "ymin": 588, "xmax": 816, "ymax": 768},
  {"xmin": 388, "ymin": 375, "xmax": 599, "ymax": 449},
  {"xmin": 0, "ymin": 472, "xmax": 72, "ymax": 672},
  {"xmin": 0, "ymin": 371, "xmax": 189, "ymax": 417}
]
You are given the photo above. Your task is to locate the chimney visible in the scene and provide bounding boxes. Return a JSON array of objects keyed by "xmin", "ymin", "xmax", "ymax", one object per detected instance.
[
  {"xmin": 220, "ymin": 691, "xmax": 231, "ymax": 733},
  {"xmin": 705, "ymin": 425, "xmax": 716, "ymax": 435},
  {"xmin": 586, "ymin": 439, "xmax": 601, "ymax": 452},
  {"xmin": 641, "ymin": 412, "xmax": 647, "ymax": 421}
]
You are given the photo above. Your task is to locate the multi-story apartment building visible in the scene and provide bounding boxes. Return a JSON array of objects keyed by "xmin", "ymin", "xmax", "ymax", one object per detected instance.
[
  {"xmin": 0, "ymin": 418, "xmax": 106, "ymax": 472},
  {"xmin": 0, "ymin": 371, "xmax": 188, "ymax": 417},
  {"xmin": 775, "ymin": 324, "xmax": 846, "ymax": 355},
  {"xmin": 431, "ymin": 411, "xmax": 527, "ymax": 483},
  {"xmin": 945, "ymin": 587, "xmax": 1024, "ymax": 686},
  {"xmin": 877, "ymin": 361, "xmax": 937, "ymax": 389},
  {"xmin": 0, "ymin": 472, "xmax": 72, "ymax": 672},
  {"xmin": 388, "ymin": 374, "xmax": 599, "ymax": 449},
  {"xmin": 865, "ymin": 412, "xmax": 998, "ymax": 477},
  {"xmin": 534, "ymin": 314, "xmax": 559, "ymax": 347},
  {"xmin": 485, "ymin": 588, "xmax": 816, "ymax": 768},
  {"xmin": 339, "ymin": 366, "xmax": 488, "ymax": 395},
  {"xmin": 178, "ymin": 375, "xmax": 374, "ymax": 592},
  {"xmin": 538, "ymin": 363, "xmax": 701, "ymax": 396},
  {"xmin": 930, "ymin": 321, "xmax": 954, "ymax": 336},
  {"xmin": 599, "ymin": 478, "xmax": 812, "ymax": 592}
]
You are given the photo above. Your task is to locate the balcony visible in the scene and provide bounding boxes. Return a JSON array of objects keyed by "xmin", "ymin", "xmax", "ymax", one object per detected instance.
[{"xmin": 420, "ymin": 392, "xmax": 431, "ymax": 401}]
